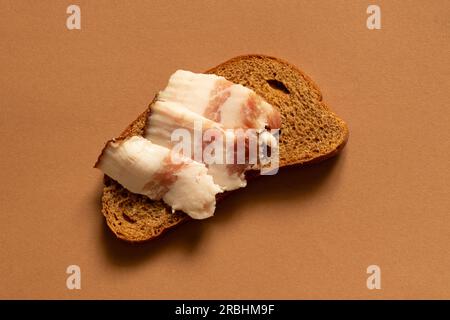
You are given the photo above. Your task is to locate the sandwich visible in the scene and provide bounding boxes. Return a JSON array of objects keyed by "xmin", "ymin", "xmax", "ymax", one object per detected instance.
[{"xmin": 94, "ymin": 54, "xmax": 349, "ymax": 242}]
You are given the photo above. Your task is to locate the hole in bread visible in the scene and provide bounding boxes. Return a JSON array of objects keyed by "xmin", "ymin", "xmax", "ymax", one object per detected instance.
[
  {"xmin": 122, "ymin": 212, "xmax": 136, "ymax": 224},
  {"xmin": 266, "ymin": 79, "xmax": 290, "ymax": 94}
]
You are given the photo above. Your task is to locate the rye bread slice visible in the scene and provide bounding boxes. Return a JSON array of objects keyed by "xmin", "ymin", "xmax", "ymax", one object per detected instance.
[{"xmin": 99, "ymin": 54, "xmax": 349, "ymax": 242}]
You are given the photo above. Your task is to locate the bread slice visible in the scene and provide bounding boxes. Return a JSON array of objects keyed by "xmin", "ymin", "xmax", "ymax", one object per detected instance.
[{"xmin": 99, "ymin": 54, "xmax": 349, "ymax": 242}]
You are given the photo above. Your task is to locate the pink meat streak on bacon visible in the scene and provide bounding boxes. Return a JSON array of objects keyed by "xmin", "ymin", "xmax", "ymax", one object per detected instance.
[
  {"xmin": 142, "ymin": 154, "xmax": 188, "ymax": 199},
  {"xmin": 241, "ymin": 93, "xmax": 263, "ymax": 129},
  {"xmin": 242, "ymin": 93, "xmax": 281, "ymax": 129},
  {"xmin": 204, "ymin": 79, "xmax": 232, "ymax": 123},
  {"xmin": 268, "ymin": 109, "xmax": 281, "ymax": 129}
]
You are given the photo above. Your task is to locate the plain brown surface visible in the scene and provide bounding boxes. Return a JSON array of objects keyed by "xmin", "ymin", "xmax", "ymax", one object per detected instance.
[{"xmin": 0, "ymin": 0, "xmax": 449, "ymax": 299}]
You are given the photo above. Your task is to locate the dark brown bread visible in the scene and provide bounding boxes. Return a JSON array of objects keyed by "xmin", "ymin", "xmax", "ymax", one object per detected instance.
[{"xmin": 99, "ymin": 55, "xmax": 349, "ymax": 242}]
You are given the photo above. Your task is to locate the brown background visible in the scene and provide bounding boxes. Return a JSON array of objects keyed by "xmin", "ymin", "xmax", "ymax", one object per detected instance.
[{"xmin": 0, "ymin": 0, "xmax": 449, "ymax": 299}]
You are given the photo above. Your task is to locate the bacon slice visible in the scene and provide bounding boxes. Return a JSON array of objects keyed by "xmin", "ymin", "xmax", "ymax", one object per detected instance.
[
  {"xmin": 95, "ymin": 136, "xmax": 222, "ymax": 219},
  {"xmin": 145, "ymin": 100, "xmax": 223, "ymax": 157},
  {"xmin": 158, "ymin": 70, "xmax": 281, "ymax": 130}
]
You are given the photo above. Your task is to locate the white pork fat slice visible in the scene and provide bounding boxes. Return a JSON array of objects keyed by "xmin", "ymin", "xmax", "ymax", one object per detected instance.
[
  {"xmin": 158, "ymin": 70, "xmax": 281, "ymax": 130},
  {"xmin": 95, "ymin": 136, "xmax": 222, "ymax": 219}
]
